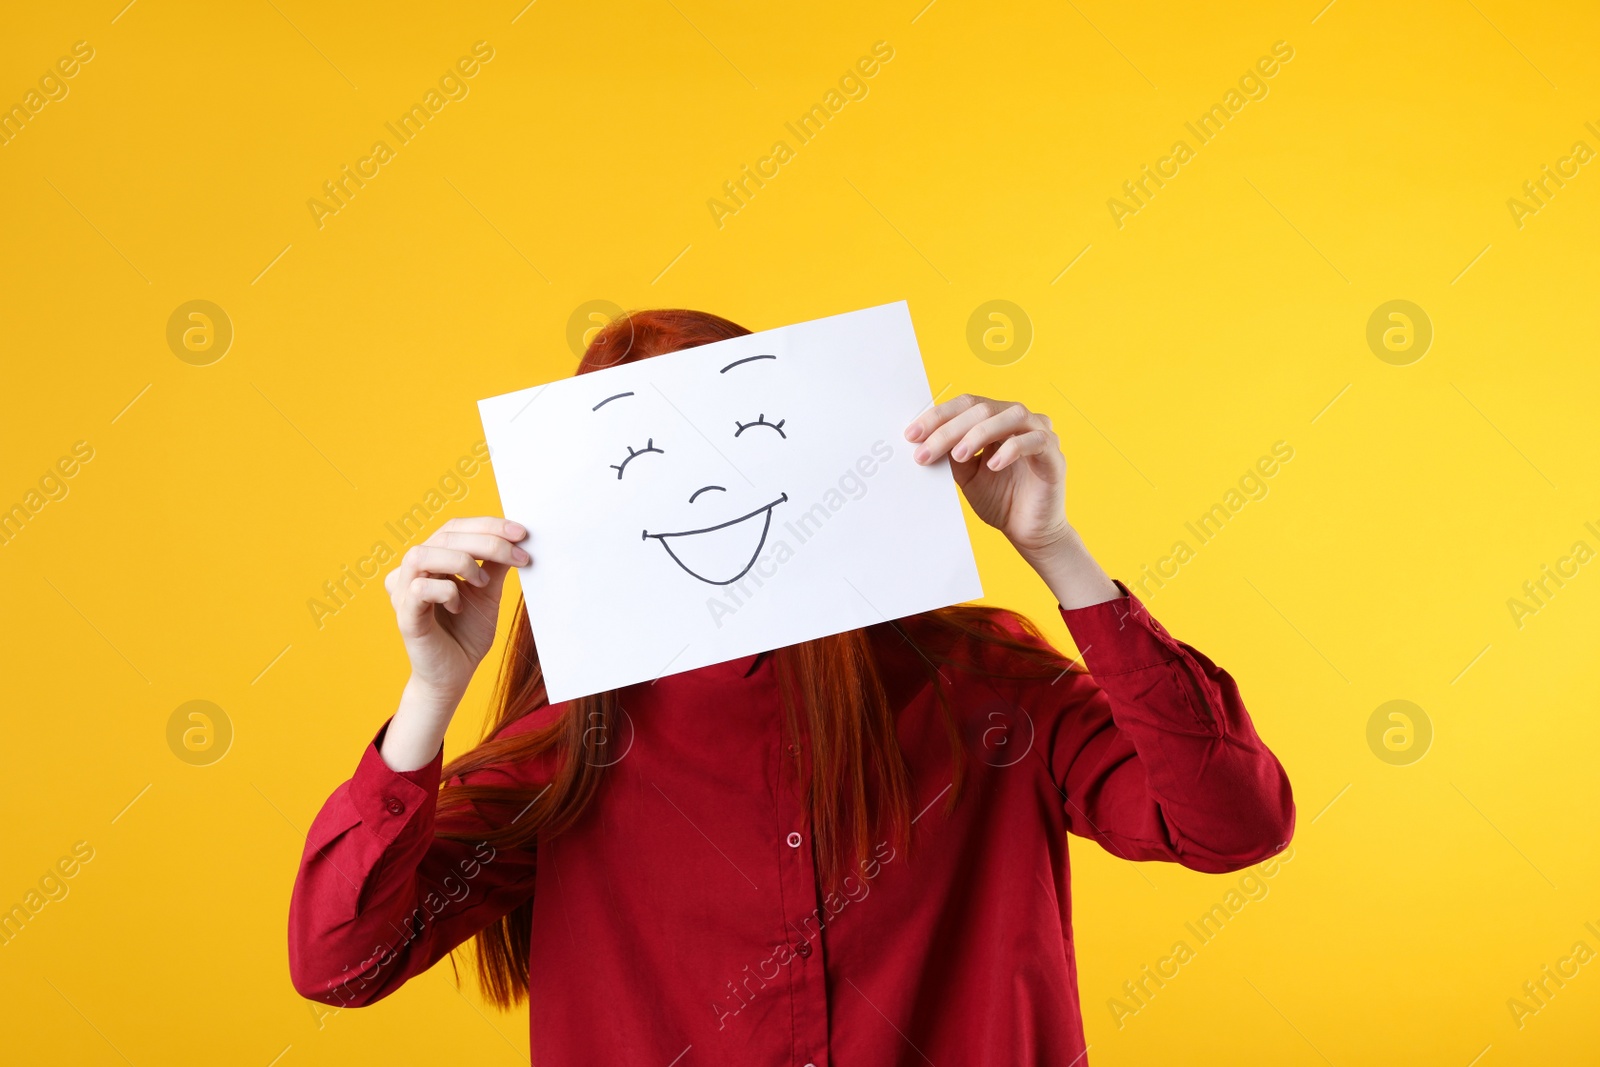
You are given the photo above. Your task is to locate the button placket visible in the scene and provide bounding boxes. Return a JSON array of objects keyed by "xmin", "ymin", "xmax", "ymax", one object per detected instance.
[{"xmin": 776, "ymin": 732, "xmax": 829, "ymax": 1066}]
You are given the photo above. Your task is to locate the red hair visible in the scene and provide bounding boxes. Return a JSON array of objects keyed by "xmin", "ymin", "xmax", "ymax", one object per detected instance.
[{"xmin": 439, "ymin": 308, "xmax": 1073, "ymax": 1007}]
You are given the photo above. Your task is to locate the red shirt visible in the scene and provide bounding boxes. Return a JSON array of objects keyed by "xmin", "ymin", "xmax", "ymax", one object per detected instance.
[{"xmin": 288, "ymin": 587, "xmax": 1293, "ymax": 1065}]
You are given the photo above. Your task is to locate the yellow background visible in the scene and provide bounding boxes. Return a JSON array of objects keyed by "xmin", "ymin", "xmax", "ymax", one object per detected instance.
[{"xmin": 2, "ymin": 0, "xmax": 1597, "ymax": 1063}]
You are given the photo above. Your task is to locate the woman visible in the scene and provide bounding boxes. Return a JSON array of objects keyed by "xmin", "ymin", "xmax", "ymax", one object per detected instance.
[{"xmin": 288, "ymin": 309, "xmax": 1294, "ymax": 1065}]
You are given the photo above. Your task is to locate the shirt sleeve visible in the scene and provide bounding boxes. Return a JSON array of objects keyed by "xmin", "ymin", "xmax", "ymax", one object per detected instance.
[
  {"xmin": 287, "ymin": 720, "xmax": 539, "ymax": 1006},
  {"xmin": 1042, "ymin": 582, "xmax": 1295, "ymax": 873}
]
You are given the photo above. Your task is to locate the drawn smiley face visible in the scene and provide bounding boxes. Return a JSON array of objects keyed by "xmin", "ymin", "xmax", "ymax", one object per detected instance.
[{"xmin": 597, "ymin": 354, "xmax": 789, "ymax": 586}]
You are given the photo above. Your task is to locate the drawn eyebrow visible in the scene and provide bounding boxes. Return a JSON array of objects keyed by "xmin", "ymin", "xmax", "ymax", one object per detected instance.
[
  {"xmin": 719, "ymin": 354, "xmax": 777, "ymax": 374},
  {"xmin": 592, "ymin": 392, "xmax": 634, "ymax": 411}
]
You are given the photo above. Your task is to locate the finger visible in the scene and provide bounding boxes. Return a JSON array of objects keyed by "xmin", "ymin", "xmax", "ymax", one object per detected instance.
[
  {"xmin": 438, "ymin": 515, "xmax": 528, "ymax": 542},
  {"xmin": 916, "ymin": 398, "xmax": 1003, "ymax": 464},
  {"xmin": 399, "ymin": 545, "xmax": 490, "ymax": 587},
  {"xmin": 426, "ymin": 530, "xmax": 531, "ymax": 567},
  {"xmin": 985, "ymin": 428, "xmax": 1062, "ymax": 473},
  {"xmin": 399, "ymin": 575, "xmax": 464, "ymax": 618},
  {"xmin": 904, "ymin": 393, "xmax": 988, "ymax": 444},
  {"xmin": 950, "ymin": 403, "xmax": 1045, "ymax": 463}
]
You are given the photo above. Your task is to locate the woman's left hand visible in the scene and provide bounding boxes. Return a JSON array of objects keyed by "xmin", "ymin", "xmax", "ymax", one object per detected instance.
[
  {"xmin": 905, "ymin": 393, "xmax": 1072, "ymax": 559},
  {"xmin": 907, "ymin": 393, "xmax": 1122, "ymax": 610}
]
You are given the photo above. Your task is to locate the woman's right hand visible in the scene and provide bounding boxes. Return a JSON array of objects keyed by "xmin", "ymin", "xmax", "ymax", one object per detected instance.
[{"xmin": 383, "ymin": 516, "xmax": 529, "ymax": 702}]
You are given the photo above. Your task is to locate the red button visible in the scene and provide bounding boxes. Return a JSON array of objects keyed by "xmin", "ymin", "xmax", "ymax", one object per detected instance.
[
  {"xmin": 794, "ymin": 940, "xmax": 812, "ymax": 958},
  {"xmin": 385, "ymin": 797, "xmax": 405, "ymax": 815}
]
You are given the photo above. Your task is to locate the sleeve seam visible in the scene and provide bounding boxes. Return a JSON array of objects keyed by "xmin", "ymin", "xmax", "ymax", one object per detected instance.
[
  {"xmin": 1169, "ymin": 661, "xmax": 1222, "ymax": 734},
  {"xmin": 1078, "ymin": 825, "xmax": 1171, "ymax": 853},
  {"xmin": 1080, "ymin": 656, "xmax": 1183, "ymax": 679}
]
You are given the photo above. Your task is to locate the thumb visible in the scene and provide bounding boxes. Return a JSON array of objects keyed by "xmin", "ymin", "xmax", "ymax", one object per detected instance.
[
  {"xmin": 949, "ymin": 454, "xmax": 982, "ymax": 488},
  {"xmin": 477, "ymin": 558, "xmax": 515, "ymax": 599}
]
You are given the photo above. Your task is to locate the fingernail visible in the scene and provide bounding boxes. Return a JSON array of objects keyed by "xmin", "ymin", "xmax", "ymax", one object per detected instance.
[
  {"xmin": 507, "ymin": 522, "xmax": 527, "ymax": 539},
  {"xmin": 913, "ymin": 447, "xmax": 929, "ymax": 463},
  {"xmin": 905, "ymin": 424, "xmax": 922, "ymax": 442},
  {"xmin": 952, "ymin": 445, "xmax": 968, "ymax": 461},
  {"xmin": 514, "ymin": 549, "xmax": 531, "ymax": 565}
]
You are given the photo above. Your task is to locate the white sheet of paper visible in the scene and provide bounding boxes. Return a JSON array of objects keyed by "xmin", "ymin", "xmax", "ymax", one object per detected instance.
[{"xmin": 477, "ymin": 300, "xmax": 983, "ymax": 703}]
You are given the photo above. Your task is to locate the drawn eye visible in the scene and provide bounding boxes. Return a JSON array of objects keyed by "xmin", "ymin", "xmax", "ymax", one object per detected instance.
[
  {"xmin": 734, "ymin": 414, "xmax": 787, "ymax": 439},
  {"xmin": 611, "ymin": 438, "xmax": 663, "ymax": 479}
]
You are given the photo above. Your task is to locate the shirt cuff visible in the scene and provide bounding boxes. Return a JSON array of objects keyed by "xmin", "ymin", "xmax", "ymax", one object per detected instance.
[
  {"xmin": 348, "ymin": 718, "xmax": 443, "ymax": 846},
  {"xmin": 1058, "ymin": 579, "xmax": 1187, "ymax": 676}
]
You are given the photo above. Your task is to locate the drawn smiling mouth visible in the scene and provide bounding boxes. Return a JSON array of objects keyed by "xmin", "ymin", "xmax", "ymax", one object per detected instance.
[{"xmin": 642, "ymin": 493, "xmax": 789, "ymax": 586}]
